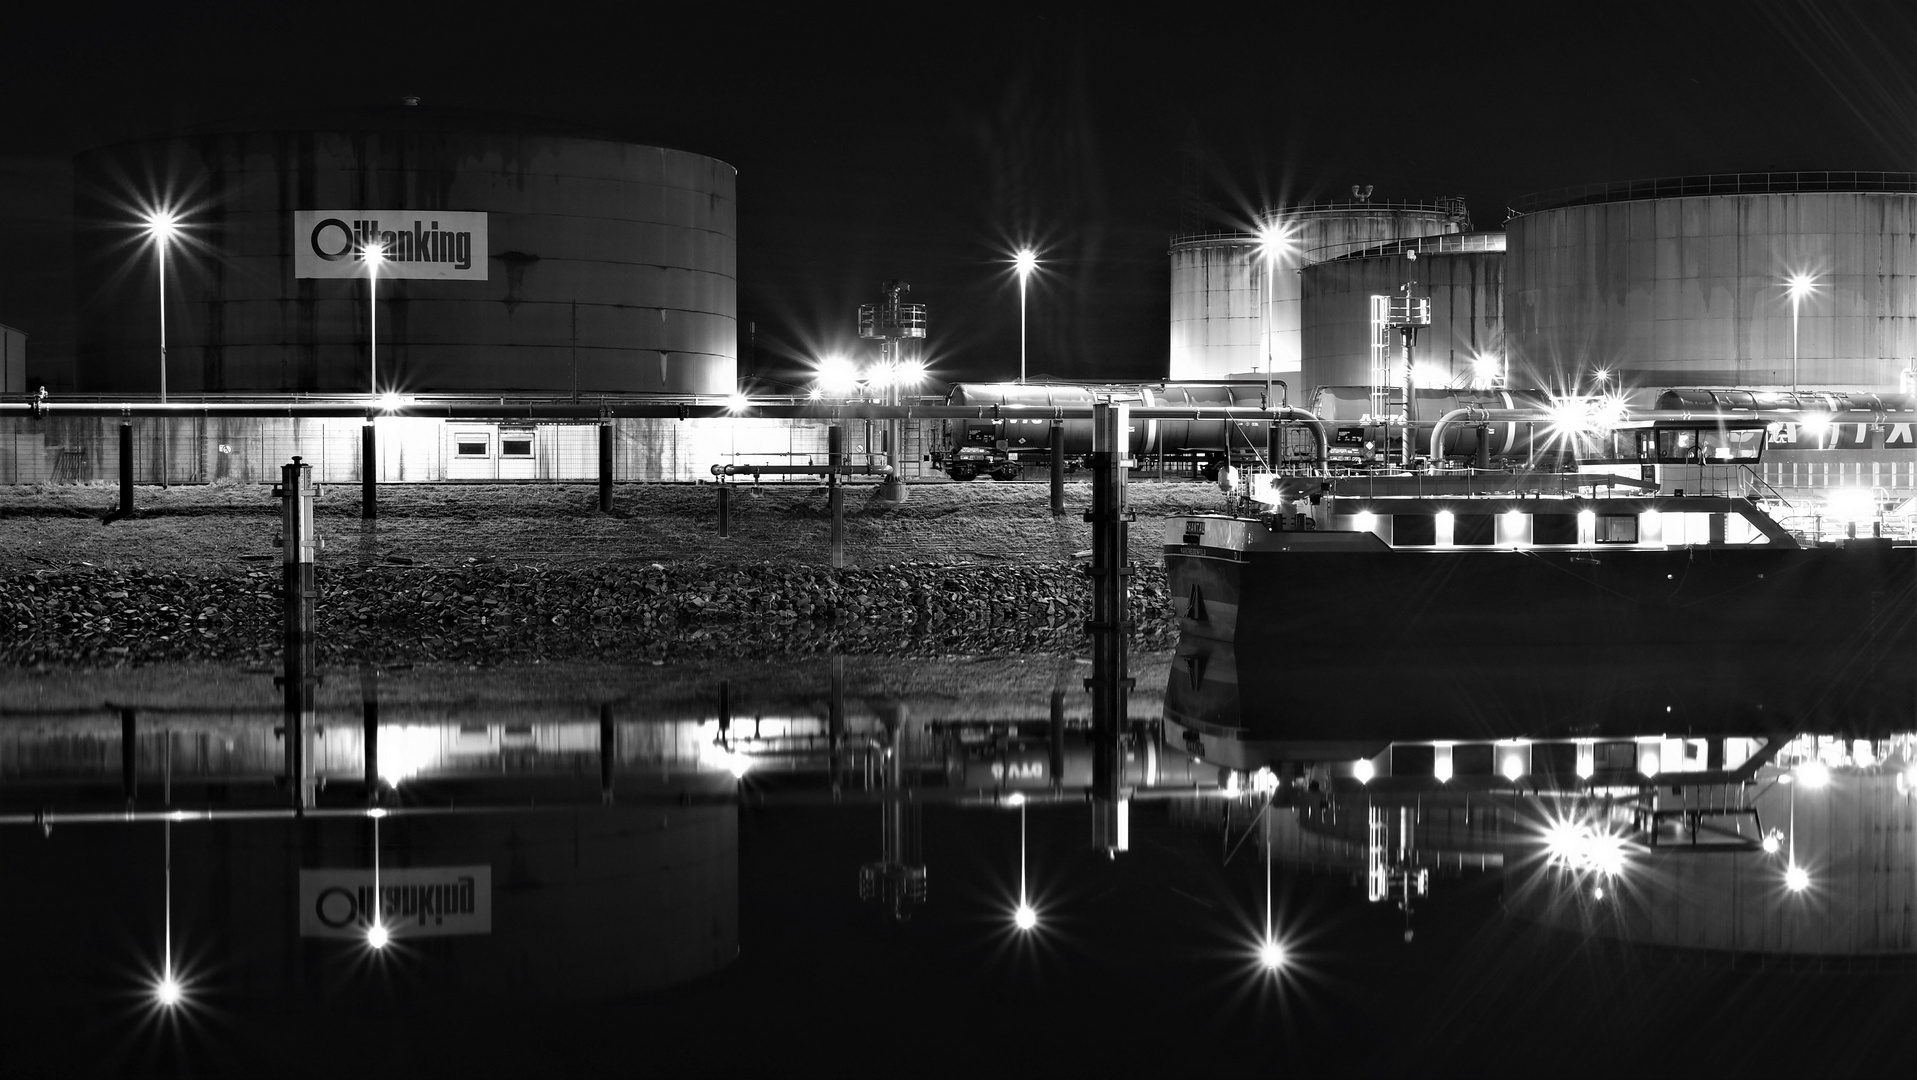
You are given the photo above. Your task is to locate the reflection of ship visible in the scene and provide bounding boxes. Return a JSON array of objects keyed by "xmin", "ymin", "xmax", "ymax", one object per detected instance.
[{"xmin": 1164, "ymin": 451, "xmax": 1916, "ymax": 739}]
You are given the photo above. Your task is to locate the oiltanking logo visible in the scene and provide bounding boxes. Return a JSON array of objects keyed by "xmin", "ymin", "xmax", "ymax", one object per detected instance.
[
  {"xmin": 298, "ymin": 865, "xmax": 492, "ymax": 938},
  {"xmin": 293, "ymin": 210, "xmax": 488, "ymax": 280}
]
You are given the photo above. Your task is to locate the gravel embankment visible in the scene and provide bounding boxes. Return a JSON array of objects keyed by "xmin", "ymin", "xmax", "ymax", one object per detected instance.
[{"xmin": 1, "ymin": 481, "xmax": 1215, "ymax": 666}]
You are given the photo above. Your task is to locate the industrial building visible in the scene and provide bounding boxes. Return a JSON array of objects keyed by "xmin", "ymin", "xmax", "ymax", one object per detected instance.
[{"xmin": 73, "ymin": 102, "xmax": 737, "ymax": 396}]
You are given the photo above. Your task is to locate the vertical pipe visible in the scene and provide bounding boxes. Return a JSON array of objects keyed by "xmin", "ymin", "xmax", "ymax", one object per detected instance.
[
  {"xmin": 120, "ymin": 707, "xmax": 137, "ymax": 807},
  {"xmin": 279, "ymin": 457, "xmax": 319, "ymax": 810},
  {"xmin": 118, "ymin": 422, "xmax": 134, "ymax": 519},
  {"xmin": 1266, "ymin": 417, "xmax": 1280, "ymax": 472},
  {"xmin": 361, "ymin": 422, "xmax": 377, "ymax": 520},
  {"xmin": 1475, "ymin": 423, "xmax": 1491, "ymax": 469},
  {"xmin": 1048, "ymin": 690, "xmax": 1065, "ymax": 788},
  {"xmin": 717, "ymin": 483, "xmax": 731, "ymax": 538},
  {"xmin": 597, "ymin": 423, "xmax": 613, "ymax": 512},
  {"xmin": 828, "ymin": 424, "xmax": 845, "ymax": 569},
  {"xmin": 1050, "ymin": 419, "xmax": 1065, "ymax": 516}
]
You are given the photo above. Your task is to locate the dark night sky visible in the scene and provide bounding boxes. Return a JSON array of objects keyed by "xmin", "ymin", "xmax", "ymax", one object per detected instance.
[{"xmin": 6, "ymin": 1, "xmax": 1917, "ymax": 389}]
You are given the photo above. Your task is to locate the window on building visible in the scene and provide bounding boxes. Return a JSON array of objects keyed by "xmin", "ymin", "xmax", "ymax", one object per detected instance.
[
  {"xmin": 455, "ymin": 433, "xmax": 491, "ymax": 457},
  {"xmin": 501, "ymin": 435, "xmax": 534, "ymax": 457}
]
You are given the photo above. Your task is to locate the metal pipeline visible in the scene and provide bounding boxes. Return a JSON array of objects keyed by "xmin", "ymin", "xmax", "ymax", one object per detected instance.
[{"xmin": 1426, "ymin": 406, "xmax": 1491, "ymax": 470}]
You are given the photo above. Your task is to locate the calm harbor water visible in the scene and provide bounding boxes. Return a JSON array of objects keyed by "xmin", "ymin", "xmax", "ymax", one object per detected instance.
[{"xmin": 2, "ymin": 649, "xmax": 1914, "ymax": 1078}]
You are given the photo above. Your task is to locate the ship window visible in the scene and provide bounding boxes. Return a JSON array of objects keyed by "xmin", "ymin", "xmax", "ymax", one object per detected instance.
[
  {"xmin": 1596, "ymin": 514, "xmax": 1638, "ymax": 543},
  {"xmin": 455, "ymin": 433, "xmax": 491, "ymax": 457},
  {"xmin": 1452, "ymin": 744, "xmax": 1494, "ymax": 777},
  {"xmin": 1452, "ymin": 514, "xmax": 1495, "ymax": 545},
  {"xmin": 1595, "ymin": 741, "xmax": 1637, "ymax": 772},
  {"xmin": 1532, "ymin": 515, "xmax": 1578, "ymax": 545},
  {"xmin": 1532, "ymin": 743, "xmax": 1578, "ymax": 777},
  {"xmin": 501, "ymin": 436, "xmax": 534, "ymax": 457},
  {"xmin": 1392, "ymin": 515, "xmax": 1436, "ymax": 546},
  {"xmin": 1391, "ymin": 744, "xmax": 1435, "ymax": 776},
  {"xmin": 1701, "ymin": 428, "xmax": 1764, "ymax": 461},
  {"xmin": 1657, "ymin": 429, "xmax": 1699, "ymax": 463}
]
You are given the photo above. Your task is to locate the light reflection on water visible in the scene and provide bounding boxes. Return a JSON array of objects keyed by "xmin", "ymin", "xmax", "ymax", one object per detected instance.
[{"xmin": 2, "ymin": 653, "xmax": 1915, "ymax": 1075}]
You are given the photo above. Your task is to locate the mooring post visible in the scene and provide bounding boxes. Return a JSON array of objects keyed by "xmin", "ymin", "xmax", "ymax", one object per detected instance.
[
  {"xmin": 276, "ymin": 456, "xmax": 320, "ymax": 810},
  {"xmin": 360, "ymin": 666, "xmax": 379, "ymax": 800},
  {"xmin": 1050, "ymin": 419, "xmax": 1065, "ymax": 516},
  {"xmin": 828, "ymin": 654, "xmax": 846, "ymax": 794},
  {"xmin": 117, "ymin": 421, "xmax": 134, "ymax": 519},
  {"xmin": 600, "ymin": 703, "xmax": 616, "ymax": 805},
  {"xmin": 598, "ymin": 422, "xmax": 614, "ymax": 512},
  {"xmin": 1085, "ymin": 402, "xmax": 1132, "ymax": 853},
  {"xmin": 828, "ymin": 423, "xmax": 845, "ymax": 569},
  {"xmin": 717, "ymin": 482, "xmax": 731, "ymax": 538},
  {"xmin": 360, "ymin": 422, "xmax": 377, "ymax": 520}
]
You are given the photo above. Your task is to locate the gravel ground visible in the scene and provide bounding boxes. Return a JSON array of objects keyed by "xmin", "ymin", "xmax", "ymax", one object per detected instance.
[{"xmin": 1, "ymin": 479, "xmax": 1224, "ymax": 667}]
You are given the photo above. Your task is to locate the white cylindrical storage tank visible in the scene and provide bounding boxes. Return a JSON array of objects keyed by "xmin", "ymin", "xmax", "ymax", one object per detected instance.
[
  {"xmin": 1301, "ymin": 232, "xmax": 1506, "ymax": 393},
  {"xmin": 1507, "ymin": 174, "xmax": 1917, "ymax": 392},
  {"xmin": 1169, "ymin": 198, "xmax": 1469, "ymax": 383}
]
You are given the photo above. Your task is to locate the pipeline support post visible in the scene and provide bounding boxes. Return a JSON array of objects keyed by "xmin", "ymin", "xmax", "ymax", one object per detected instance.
[
  {"xmin": 598, "ymin": 423, "xmax": 614, "ymax": 513},
  {"xmin": 116, "ymin": 421, "xmax": 134, "ymax": 520},
  {"xmin": 361, "ymin": 422, "xmax": 377, "ymax": 520},
  {"xmin": 828, "ymin": 424, "xmax": 845, "ymax": 569},
  {"xmin": 717, "ymin": 481, "xmax": 731, "ymax": 538},
  {"xmin": 1085, "ymin": 402, "xmax": 1133, "ymax": 853},
  {"xmin": 360, "ymin": 667, "xmax": 380, "ymax": 800},
  {"xmin": 1050, "ymin": 419, "xmax": 1065, "ymax": 516}
]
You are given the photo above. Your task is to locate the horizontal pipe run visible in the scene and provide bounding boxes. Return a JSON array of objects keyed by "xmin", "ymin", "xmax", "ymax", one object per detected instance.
[{"xmin": 711, "ymin": 463, "xmax": 894, "ymax": 477}]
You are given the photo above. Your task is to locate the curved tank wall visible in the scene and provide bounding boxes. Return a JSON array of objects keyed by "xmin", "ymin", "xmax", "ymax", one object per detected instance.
[
  {"xmin": 1507, "ymin": 182, "xmax": 1917, "ymax": 392},
  {"xmin": 73, "ymin": 106, "xmax": 737, "ymax": 395},
  {"xmin": 1169, "ymin": 200, "xmax": 1467, "ymax": 382},
  {"xmin": 1300, "ymin": 233, "xmax": 1505, "ymax": 393}
]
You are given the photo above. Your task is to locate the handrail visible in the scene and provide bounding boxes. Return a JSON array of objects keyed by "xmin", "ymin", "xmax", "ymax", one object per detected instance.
[{"xmin": 1509, "ymin": 171, "xmax": 1917, "ymax": 216}]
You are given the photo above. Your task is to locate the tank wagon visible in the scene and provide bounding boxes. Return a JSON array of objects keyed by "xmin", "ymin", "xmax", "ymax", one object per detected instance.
[{"xmin": 932, "ymin": 382, "xmax": 1320, "ymax": 481}]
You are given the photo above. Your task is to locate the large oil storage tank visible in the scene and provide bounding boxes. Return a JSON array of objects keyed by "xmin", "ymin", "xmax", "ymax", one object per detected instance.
[
  {"xmin": 73, "ymin": 103, "xmax": 736, "ymax": 395},
  {"xmin": 1300, "ymin": 232, "xmax": 1505, "ymax": 393},
  {"xmin": 1506, "ymin": 173, "xmax": 1917, "ymax": 392},
  {"xmin": 1168, "ymin": 196, "xmax": 1469, "ymax": 384}
]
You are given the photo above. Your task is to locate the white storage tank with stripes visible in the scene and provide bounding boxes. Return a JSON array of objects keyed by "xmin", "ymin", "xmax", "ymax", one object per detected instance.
[
  {"xmin": 1506, "ymin": 173, "xmax": 1917, "ymax": 392},
  {"xmin": 73, "ymin": 103, "xmax": 737, "ymax": 396},
  {"xmin": 1169, "ymin": 196, "xmax": 1469, "ymax": 384}
]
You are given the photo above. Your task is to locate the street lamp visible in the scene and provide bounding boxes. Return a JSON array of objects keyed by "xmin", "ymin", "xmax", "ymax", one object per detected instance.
[
  {"xmin": 141, "ymin": 212, "xmax": 180, "ymax": 402},
  {"xmin": 1013, "ymin": 249, "xmax": 1038, "ymax": 384},
  {"xmin": 366, "ymin": 241, "xmax": 387, "ymax": 394},
  {"xmin": 1786, "ymin": 274, "xmax": 1816, "ymax": 395},
  {"xmin": 1257, "ymin": 223, "xmax": 1291, "ymax": 406}
]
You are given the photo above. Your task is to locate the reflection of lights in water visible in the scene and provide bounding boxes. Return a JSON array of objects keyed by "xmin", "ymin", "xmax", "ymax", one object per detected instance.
[
  {"xmin": 1795, "ymin": 761, "xmax": 1830, "ymax": 789},
  {"xmin": 1592, "ymin": 886, "xmax": 1605, "ymax": 901},
  {"xmin": 1500, "ymin": 750, "xmax": 1525, "ymax": 781},
  {"xmin": 1543, "ymin": 817, "xmax": 1627, "ymax": 878},
  {"xmin": 154, "ymin": 974, "xmax": 182, "ymax": 1007},
  {"xmin": 1250, "ymin": 767, "xmax": 1278, "ymax": 795},
  {"xmin": 1014, "ymin": 903, "xmax": 1036, "ymax": 931},
  {"xmin": 1223, "ymin": 771, "xmax": 1241, "ymax": 796},
  {"xmin": 378, "ymin": 726, "xmax": 440, "ymax": 785},
  {"xmin": 1258, "ymin": 937, "xmax": 1285, "ymax": 972},
  {"xmin": 1761, "ymin": 831, "xmax": 1782, "ymax": 855},
  {"xmin": 1351, "ymin": 759, "xmax": 1374, "ymax": 784},
  {"xmin": 1640, "ymin": 748, "xmax": 1661, "ymax": 778},
  {"xmin": 367, "ymin": 923, "xmax": 391, "ymax": 950},
  {"xmin": 1785, "ymin": 865, "xmax": 1810, "ymax": 893}
]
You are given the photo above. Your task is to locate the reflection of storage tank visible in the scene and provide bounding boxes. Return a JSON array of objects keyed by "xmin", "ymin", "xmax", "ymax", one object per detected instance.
[
  {"xmin": 1168, "ymin": 196, "xmax": 1469, "ymax": 381},
  {"xmin": 1301, "ymin": 233, "xmax": 1505, "ymax": 394},
  {"xmin": 1507, "ymin": 175, "xmax": 1917, "ymax": 392},
  {"xmin": 73, "ymin": 103, "xmax": 737, "ymax": 395}
]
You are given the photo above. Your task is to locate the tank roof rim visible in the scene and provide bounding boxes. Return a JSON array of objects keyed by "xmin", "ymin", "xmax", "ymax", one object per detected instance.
[
  {"xmin": 1509, "ymin": 172, "xmax": 1917, "ymax": 215},
  {"xmin": 74, "ymin": 103, "xmax": 738, "ymax": 175}
]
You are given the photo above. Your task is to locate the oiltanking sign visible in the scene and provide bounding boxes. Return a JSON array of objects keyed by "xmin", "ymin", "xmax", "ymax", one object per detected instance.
[
  {"xmin": 293, "ymin": 210, "xmax": 488, "ymax": 280},
  {"xmin": 298, "ymin": 865, "xmax": 492, "ymax": 938}
]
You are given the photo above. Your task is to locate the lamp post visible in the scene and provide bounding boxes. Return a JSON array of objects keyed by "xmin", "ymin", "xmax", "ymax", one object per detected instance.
[
  {"xmin": 1257, "ymin": 224, "xmax": 1289, "ymax": 407},
  {"xmin": 366, "ymin": 242, "xmax": 387, "ymax": 394},
  {"xmin": 1787, "ymin": 274, "xmax": 1815, "ymax": 395},
  {"xmin": 1014, "ymin": 249, "xmax": 1038, "ymax": 384},
  {"xmin": 142, "ymin": 213, "xmax": 179, "ymax": 402}
]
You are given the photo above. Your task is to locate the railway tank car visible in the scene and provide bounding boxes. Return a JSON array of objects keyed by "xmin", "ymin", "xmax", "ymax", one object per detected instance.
[{"xmin": 934, "ymin": 382, "xmax": 1316, "ymax": 481}]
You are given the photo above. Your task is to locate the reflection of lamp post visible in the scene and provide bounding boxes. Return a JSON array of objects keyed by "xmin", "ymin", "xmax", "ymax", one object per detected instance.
[
  {"xmin": 153, "ymin": 818, "xmax": 181, "ymax": 1007},
  {"xmin": 1787, "ymin": 274, "xmax": 1815, "ymax": 395},
  {"xmin": 1011, "ymin": 793, "xmax": 1036, "ymax": 930},
  {"xmin": 367, "ymin": 807, "xmax": 391, "ymax": 949},
  {"xmin": 1014, "ymin": 250, "xmax": 1038, "ymax": 384}
]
